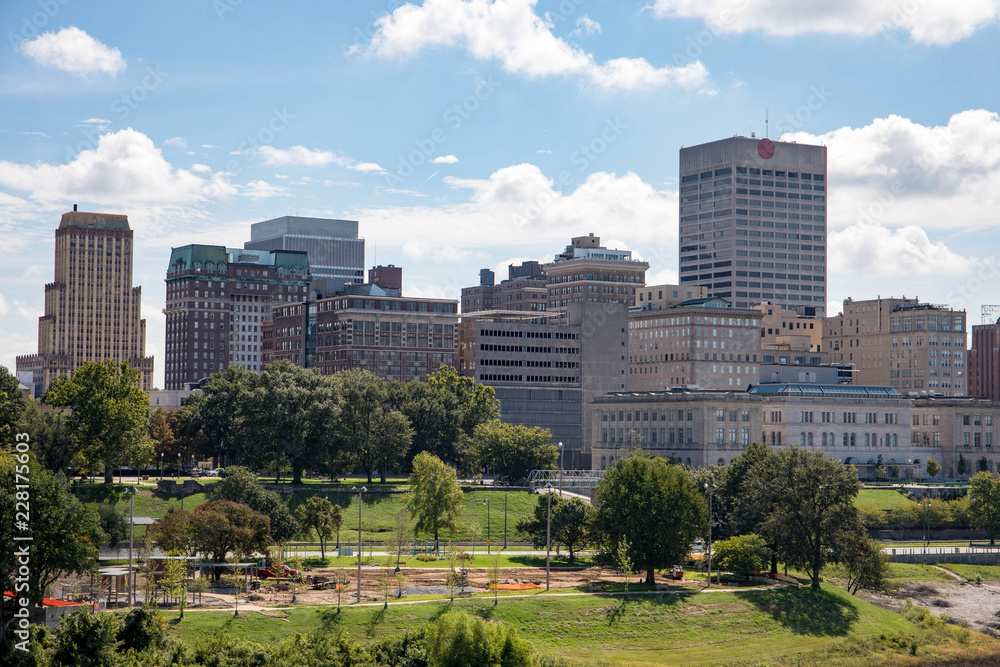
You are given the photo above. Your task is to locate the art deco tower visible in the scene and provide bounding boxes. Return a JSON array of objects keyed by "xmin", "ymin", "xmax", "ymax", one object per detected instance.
[{"xmin": 16, "ymin": 209, "xmax": 154, "ymax": 396}]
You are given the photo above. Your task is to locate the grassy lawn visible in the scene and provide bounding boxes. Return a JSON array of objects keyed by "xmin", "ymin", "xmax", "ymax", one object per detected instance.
[
  {"xmin": 74, "ymin": 482, "xmax": 542, "ymax": 545},
  {"xmin": 163, "ymin": 583, "xmax": 1000, "ymax": 665},
  {"xmin": 883, "ymin": 563, "xmax": 955, "ymax": 584},
  {"xmin": 935, "ymin": 563, "xmax": 1000, "ymax": 582},
  {"xmin": 856, "ymin": 488, "xmax": 916, "ymax": 510},
  {"xmin": 297, "ymin": 553, "xmax": 599, "ymax": 568}
]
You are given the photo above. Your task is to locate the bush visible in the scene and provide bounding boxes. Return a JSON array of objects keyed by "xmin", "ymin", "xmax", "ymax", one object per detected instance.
[
  {"xmin": 117, "ymin": 607, "xmax": 166, "ymax": 653},
  {"xmin": 424, "ymin": 611, "xmax": 536, "ymax": 667},
  {"xmin": 52, "ymin": 610, "xmax": 121, "ymax": 667},
  {"xmin": 415, "ymin": 554, "xmax": 438, "ymax": 562}
]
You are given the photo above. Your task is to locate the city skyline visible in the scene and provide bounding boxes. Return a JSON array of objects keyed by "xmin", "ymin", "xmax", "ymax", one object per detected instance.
[{"xmin": 3, "ymin": 1, "xmax": 1000, "ymax": 388}]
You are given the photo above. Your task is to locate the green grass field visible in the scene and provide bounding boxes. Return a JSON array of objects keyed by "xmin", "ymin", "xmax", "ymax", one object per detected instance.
[
  {"xmin": 75, "ymin": 482, "xmax": 542, "ymax": 544},
  {"xmin": 856, "ymin": 488, "xmax": 916, "ymax": 510},
  {"xmin": 935, "ymin": 563, "xmax": 1000, "ymax": 582},
  {"xmin": 162, "ymin": 584, "xmax": 1000, "ymax": 666}
]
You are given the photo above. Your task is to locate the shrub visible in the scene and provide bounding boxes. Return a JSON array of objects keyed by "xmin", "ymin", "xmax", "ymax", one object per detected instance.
[
  {"xmin": 424, "ymin": 611, "xmax": 536, "ymax": 667},
  {"xmin": 117, "ymin": 607, "xmax": 166, "ymax": 653},
  {"xmin": 416, "ymin": 554, "xmax": 438, "ymax": 562}
]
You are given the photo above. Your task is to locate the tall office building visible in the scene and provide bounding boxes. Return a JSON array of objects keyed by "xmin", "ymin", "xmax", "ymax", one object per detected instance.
[
  {"xmin": 966, "ymin": 318, "xmax": 1000, "ymax": 401},
  {"xmin": 679, "ymin": 137, "xmax": 828, "ymax": 316},
  {"xmin": 543, "ymin": 234, "xmax": 648, "ymax": 318},
  {"xmin": 163, "ymin": 245, "xmax": 311, "ymax": 390},
  {"xmin": 17, "ymin": 209, "xmax": 154, "ymax": 396},
  {"xmin": 823, "ymin": 297, "xmax": 968, "ymax": 396},
  {"xmin": 244, "ymin": 216, "xmax": 364, "ymax": 290}
]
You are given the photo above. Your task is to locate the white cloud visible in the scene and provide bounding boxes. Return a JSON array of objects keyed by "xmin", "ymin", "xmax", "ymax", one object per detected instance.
[
  {"xmin": 80, "ymin": 118, "xmax": 110, "ymax": 128},
  {"xmin": 241, "ymin": 180, "xmax": 290, "ymax": 199},
  {"xmin": 652, "ymin": 0, "xmax": 1000, "ymax": 46},
  {"xmin": 431, "ymin": 155, "xmax": 460, "ymax": 164},
  {"xmin": 20, "ymin": 26, "xmax": 126, "ymax": 76},
  {"xmin": 829, "ymin": 223, "xmax": 974, "ymax": 278},
  {"xmin": 572, "ymin": 15, "xmax": 601, "ymax": 36},
  {"xmin": 200, "ymin": 144, "xmax": 222, "ymax": 149},
  {"xmin": 257, "ymin": 145, "xmax": 351, "ymax": 167},
  {"xmin": 348, "ymin": 162, "xmax": 388, "ymax": 174},
  {"xmin": 355, "ymin": 163, "xmax": 678, "ymax": 270},
  {"xmin": 0, "ymin": 127, "xmax": 236, "ymax": 205},
  {"xmin": 366, "ymin": 0, "xmax": 708, "ymax": 91},
  {"xmin": 536, "ymin": 149, "xmax": 551, "ymax": 154},
  {"xmin": 163, "ymin": 137, "xmax": 187, "ymax": 149},
  {"xmin": 21, "ymin": 131, "xmax": 49, "ymax": 138},
  {"xmin": 783, "ymin": 109, "xmax": 1000, "ymax": 231},
  {"xmin": 190, "ymin": 164, "xmax": 212, "ymax": 173}
]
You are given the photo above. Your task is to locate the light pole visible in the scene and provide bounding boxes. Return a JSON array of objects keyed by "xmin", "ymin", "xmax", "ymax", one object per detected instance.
[
  {"xmin": 558, "ymin": 442, "xmax": 563, "ymax": 497},
  {"xmin": 705, "ymin": 482, "xmax": 716, "ymax": 587},
  {"xmin": 176, "ymin": 453, "xmax": 180, "ymax": 480},
  {"xmin": 483, "ymin": 498, "xmax": 491, "ymax": 554},
  {"xmin": 503, "ymin": 491, "xmax": 508, "ymax": 550},
  {"xmin": 160, "ymin": 453, "xmax": 164, "ymax": 481},
  {"xmin": 923, "ymin": 497, "xmax": 930, "ymax": 550},
  {"xmin": 352, "ymin": 486, "xmax": 366, "ymax": 603},
  {"xmin": 545, "ymin": 483, "xmax": 553, "ymax": 591},
  {"xmin": 126, "ymin": 486, "xmax": 138, "ymax": 606}
]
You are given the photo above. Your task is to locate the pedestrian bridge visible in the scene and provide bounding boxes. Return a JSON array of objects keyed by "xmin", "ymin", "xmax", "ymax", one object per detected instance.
[{"xmin": 526, "ymin": 469, "xmax": 604, "ymax": 492}]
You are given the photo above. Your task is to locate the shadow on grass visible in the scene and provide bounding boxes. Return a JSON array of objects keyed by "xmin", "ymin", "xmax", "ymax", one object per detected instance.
[
  {"xmin": 316, "ymin": 607, "xmax": 342, "ymax": 631},
  {"xmin": 473, "ymin": 603, "xmax": 495, "ymax": 620},
  {"xmin": 735, "ymin": 586, "xmax": 858, "ymax": 636},
  {"xmin": 428, "ymin": 603, "xmax": 452, "ymax": 623},
  {"xmin": 365, "ymin": 607, "xmax": 386, "ymax": 637}
]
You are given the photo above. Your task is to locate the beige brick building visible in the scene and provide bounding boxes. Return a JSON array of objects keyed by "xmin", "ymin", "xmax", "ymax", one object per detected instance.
[
  {"xmin": 17, "ymin": 209, "xmax": 153, "ymax": 396},
  {"xmin": 823, "ymin": 297, "xmax": 968, "ymax": 396}
]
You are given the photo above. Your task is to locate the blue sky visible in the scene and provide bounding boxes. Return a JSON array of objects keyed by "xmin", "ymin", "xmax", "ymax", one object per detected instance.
[{"xmin": 3, "ymin": 0, "xmax": 1000, "ymax": 387}]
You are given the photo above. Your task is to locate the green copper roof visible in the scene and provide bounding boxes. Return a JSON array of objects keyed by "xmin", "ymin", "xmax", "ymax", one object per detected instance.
[{"xmin": 167, "ymin": 244, "xmax": 311, "ymax": 277}]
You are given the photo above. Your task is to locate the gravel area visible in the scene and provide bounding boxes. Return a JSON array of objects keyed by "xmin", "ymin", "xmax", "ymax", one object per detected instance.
[{"xmin": 862, "ymin": 580, "xmax": 1000, "ymax": 636}]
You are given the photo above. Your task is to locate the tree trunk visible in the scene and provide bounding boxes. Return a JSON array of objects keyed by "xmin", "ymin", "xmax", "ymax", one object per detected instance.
[
  {"xmin": 645, "ymin": 565, "xmax": 655, "ymax": 586},
  {"xmin": 770, "ymin": 552, "xmax": 778, "ymax": 575},
  {"xmin": 380, "ymin": 466, "xmax": 387, "ymax": 484},
  {"xmin": 367, "ymin": 469, "xmax": 374, "ymax": 484},
  {"xmin": 293, "ymin": 466, "xmax": 303, "ymax": 486},
  {"xmin": 104, "ymin": 463, "xmax": 114, "ymax": 485}
]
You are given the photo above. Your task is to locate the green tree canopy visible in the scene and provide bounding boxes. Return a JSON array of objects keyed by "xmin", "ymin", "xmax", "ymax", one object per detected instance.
[
  {"xmin": 593, "ymin": 452, "xmax": 707, "ymax": 585},
  {"xmin": 469, "ymin": 420, "xmax": 558, "ymax": 483},
  {"xmin": 22, "ymin": 399, "xmax": 74, "ymax": 473},
  {"xmin": 175, "ymin": 365, "xmax": 257, "ymax": 465},
  {"xmin": 333, "ymin": 369, "xmax": 413, "ymax": 484},
  {"xmin": 969, "ymin": 470, "xmax": 1000, "ymax": 545},
  {"xmin": 1, "ymin": 451, "xmax": 104, "ymax": 639},
  {"xmin": 712, "ymin": 533, "xmax": 770, "ymax": 581},
  {"xmin": 406, "ymin": 452, "xmax": 463, "ymax": 550},
  {"xmin": 926, "ymin": 457, "xmax": 941, "ymax": 480},
  {"xmin": 150, "ymin": 508, "xmax": 193, "ymax": 554},
  {"xmin": 189, "ymin": 499, "xmax": 271, "ymax": 573},
  {"xmin": 424, "ymin": 611, "xmax": 535, "ymax": 667},
  {"xmin": 835, "ymin": 534, "xmax": 891, "ymax": 595},
  {"xmin": 295, "ymin": 495, "xmax": 342, "ymax": 560},
  {"xmin": 516, "ymin": 493, "xmax": 593, "ymax": 563},
  {"xmin": 0, "ymin": 365, "xmax": 28, "ymax": 447},
  {"xmin": 753, "ymin": 446, "xmax": 862, "ymax": 589},
  {"xmin": 214, "ymin": 466, "xmax": 298, "ymax": 543},
  {"xmin": 45, "ymin": 360, "xmax": 149, "ymax": 484}
]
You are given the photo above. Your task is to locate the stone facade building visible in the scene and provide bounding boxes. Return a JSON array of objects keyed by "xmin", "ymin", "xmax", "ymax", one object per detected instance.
[{"xmin": 17, "ymin": 209, "xmax": 154, "ymax": 396}]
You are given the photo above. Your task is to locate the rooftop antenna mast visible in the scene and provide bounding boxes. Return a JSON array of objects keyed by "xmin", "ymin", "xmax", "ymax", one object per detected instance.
[{"xmin": 765, "ymin": 109, "xmax": 769, "ymax": 139}]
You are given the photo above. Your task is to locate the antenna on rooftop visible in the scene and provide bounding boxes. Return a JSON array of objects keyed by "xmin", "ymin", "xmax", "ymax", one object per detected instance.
[{"xmin": 765, "ymin": 109, "xmax": 769, "ymax": 139}]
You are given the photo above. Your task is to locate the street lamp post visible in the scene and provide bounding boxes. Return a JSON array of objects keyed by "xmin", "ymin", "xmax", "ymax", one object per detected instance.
[
  {"xmin": 176, "ymin": 453, "xmax": 180, "ymax": 480},
  {"xmin": 503, "ymin": 491, "xmax": 508, "ymax": 549},
  {"xmin": 160, "ymin": 453, "xmax": 164, "ymax": 481},
  {"xmin": 483, "ymin": 498, "xmax": 491, "ymax": 554},
  {"xmin": 705, "ymin": 482, "xmax": 716, "ymax": 587},
  {"xmin": 352, "ymin": 486, "xmax": 366, "ymax": 603},
  {"xmin": 545, "ymin": 483, "xmax": 553, "ymax": 591},
  {"xmin": 558, "ymin": 442, "xmax": 563, "ymax": 497},
  {"xmin": 126, "ymin": 487, "xmax": 138, "ymax": 606}
]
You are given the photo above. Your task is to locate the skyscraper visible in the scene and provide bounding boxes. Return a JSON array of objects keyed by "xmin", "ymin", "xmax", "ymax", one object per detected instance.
[
  {"xmin": 679, "ymin": 136, "xmax": 828, "ymax": 316},
  {"xmin": 16, "ymin": 209, "xmax": 154, "ymax": 397},
  {"xmin": 163, "ymin": 245, "xmax": 311, "ymax": 390},
  {"xmin": 244, "ymin": 216, "xmax": 364, "ymax": 290}
]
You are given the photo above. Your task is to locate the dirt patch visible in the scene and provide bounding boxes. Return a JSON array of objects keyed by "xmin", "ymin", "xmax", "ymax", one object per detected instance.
[{"xmin": 860, "ymin": 580, "xmax": 1000, "ymax": 637}]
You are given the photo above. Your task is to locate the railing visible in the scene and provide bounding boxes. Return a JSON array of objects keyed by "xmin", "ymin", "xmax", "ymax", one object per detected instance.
[{"xmin": 526, "ymin": 469, "xmax": 604, "ymax": 491}]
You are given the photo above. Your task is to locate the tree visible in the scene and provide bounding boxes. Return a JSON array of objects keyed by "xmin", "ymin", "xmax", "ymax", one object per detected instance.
[
  {"xmin": 389, "ymin": 508, "xmax": 411, "ymax": 568},
  {"xmin": 889, "ymin": 463, "xmax": 900, "ymax": 480},
  {"xmin": 615, "ymin": 537, "xmax": 634, "ymax": 599},
  {"xmin": 96, "ymin": 502, "xmax": 129, "ymax": 546},
  {"xmin": 958, "ymin": 454, "xmax": 969, "ymax": 479},
  {"xmin": 333, "ymin": 369, "xmax": 412, "ymax": 484},
  {"xmin": 516, "ymin": 493, "xmax": 593, "ymax": 563},
  {"xmin": 712, "ymin": 534, "xmax": 770, "ymax": 581},
  {"xmin": 969, "ymin": 471, "xmax": 1000, "ymax": 545},
  {"xmin": 51, "ymin": 608, "xmax": 120, "ymax": 667},
  {"xmin": 420, "ymin": 366, "xmax": 500, "ymax": 465},
  {"xmin": 406, "ymin": 452, "xmax": 463, "ymax": 552},
  {"xmin": 836, "ymin": 534, "xmax": 891, "ymax": 595},
  {"xmin": 189, "ymin": 500, "xmax": 271, "ymax": 577},
  {"xmin": 926, "ymin": 457, "xmax": 941, "ymax": 480},
  {"xmin": 117, "ymin": 606, "xmax": 166, "ymax": 653},
  {"xmin": 150, "ymin": 508, "xmax": 193, "ymax": 554},
  {"xmin": 246, "ymin": 361, "xmax": 341, "ymax": 485},
  {"xmin": 424, "ymin": 610, "xmax": 535, "ymax": 667},
  {"xmin": 469, "ymin": 420, "xmax": 558, "ymax": 484},
  {"xmin": 753, "ymin": 446, "xmax": 862, "ymax": 589},
  {"xmin": 593, "ymin": 452, "xmax": 707, "ymax": 585},
  {"xmin": 0, "ymin": 365, "xmax": 28, "ymax": 446},
  {"xmin": 160, "ymin": 557, "xmax": 188, "ymax": 618},
  {"xmin": 875, "ymin": 454, "xmax": 885, "ymax": 482},
  {"xmin": 175, "ymin": 365, "xmax": 256, "ymax": 465},
  {"xmin": 214, "ymin": 466, "xmax": 298, "ymax": 543},
  {"xmin": 46, "ymin": 360, "xmax": 149, "ymax": 484},
  {"xmin": 979, "ymin": 456, "xmax": 990, "ymax": 473},
  {"xmin": 22, "ymin": 400, "xmax": 74, "ymax": 473},
  {"xmin": 296, "ymin": 495, "xmax": 341, "ymax": 560},
  {"xmin": 1, "ymin": 451, "xmax": 104, "ymax": 639},
  {"xmin": 390, "ymin": 378, "xmax": 462, "ymax": 465}
]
